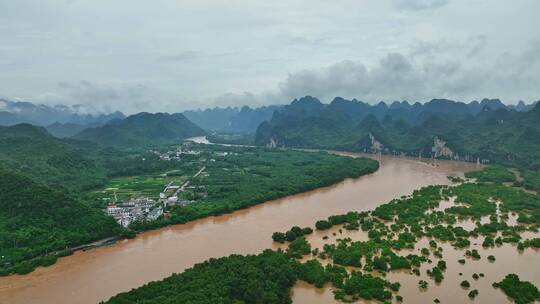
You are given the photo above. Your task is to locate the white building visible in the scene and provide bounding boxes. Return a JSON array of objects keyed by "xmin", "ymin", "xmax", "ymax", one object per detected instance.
[
  {"xmin": 104, "ymin": 198, "xmax": 160, "ymax": 227},
  {"xmin": 147, "ymin": 207, "xmax": 163, "ymax": 220}
]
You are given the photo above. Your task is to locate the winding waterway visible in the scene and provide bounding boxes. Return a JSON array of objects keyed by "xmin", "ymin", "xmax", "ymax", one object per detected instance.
[{"xmin": 0, "ymin": 141, "xmax": 481, "ymax": 304}]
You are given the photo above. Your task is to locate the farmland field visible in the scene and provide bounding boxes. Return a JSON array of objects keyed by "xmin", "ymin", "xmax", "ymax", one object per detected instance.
[{"xmin": 86, "ymin": 174, "xmax": 188, "ymax": 206}]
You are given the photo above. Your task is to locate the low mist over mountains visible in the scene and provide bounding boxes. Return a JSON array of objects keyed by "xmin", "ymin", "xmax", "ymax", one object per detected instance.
[
  {"xmin": 183, "ymin": 105, "xmax": 280, "ymax": 134},
  {"xmin": 0, "ymin": 98, "xmax": 125, "ymax": 126}
]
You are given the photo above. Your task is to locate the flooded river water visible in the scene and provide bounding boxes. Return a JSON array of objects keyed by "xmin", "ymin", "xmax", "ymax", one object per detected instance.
[
  {"xmin": 0, "ymin": 146, "xmax": 484, "ymax": 304},
  {"xmin": 290, "ymin": 212, "xmax": 540, "ymax": 303}
]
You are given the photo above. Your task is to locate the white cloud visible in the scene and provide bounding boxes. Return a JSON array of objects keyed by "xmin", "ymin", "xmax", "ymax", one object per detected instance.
[
  {"xmin": 34, "ymin": 81, "xmax": 180, "ymax": 114},
  {"xmin": 233, "ymin": 38, "xmax": 540, "ymax": 104},
  {"xmin": 0, "ymin": 0, "xmax": 538, "ymax": 111},
  {"xmin": 395, "ymin": 0, "xmax": 449, "ymax": 11}
]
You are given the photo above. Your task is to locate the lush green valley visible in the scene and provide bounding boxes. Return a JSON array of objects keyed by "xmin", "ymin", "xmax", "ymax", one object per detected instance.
[
  {"xmin": 0, "ymin": 123, "xmax": 379, "ymax": 276},
  {"xmin": 2, "ymin": 2, "xmax": 539, "ymax": 303},
  {"xmin": 2, "ymin": 97, "xmax": 540, "ymax": 303}
]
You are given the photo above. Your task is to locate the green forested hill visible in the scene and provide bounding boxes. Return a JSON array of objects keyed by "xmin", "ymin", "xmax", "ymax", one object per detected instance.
[
  {"xmin": 0, "ymin": 168, "xmax": 122, "ymax": 275},
  {"xmin": 0, "ymin": 124, "xmax": 109, "ymax": 191},
  {"xmin": 46, "ymin": 122, "xmax": 89, "ymax": 138},
  {"xmin": 0, "ymin": 123, "xmax": 199, "ymax": 275},
  {"xmin": 74, "ymin": 112, "xmax": 206, "ymax": 147},
  {"xmin": 0, "ymin": 123, "xmax": 190, "ymax": 192}
]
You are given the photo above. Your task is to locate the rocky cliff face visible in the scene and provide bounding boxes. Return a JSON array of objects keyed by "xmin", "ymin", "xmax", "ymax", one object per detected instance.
[
  {"xmin": 267, "ymin": 137, "xmax": 280, "ymax": 148},
  {"xmin": 431, "ymin": 137, "xmax": 455, "ymax": 159},
  {"xmin": 261, "ymin": 133, "xmax": 489, "ymax": 163},
  {"xmin": 429, "ymin": 137, "xmax": 489, "ymax": 163},
  {"xmin": 369, "ymin": 133, "xmax": 384, "ymax": 153}
]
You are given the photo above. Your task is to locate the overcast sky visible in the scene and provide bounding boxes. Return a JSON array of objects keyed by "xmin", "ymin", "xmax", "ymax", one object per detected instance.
[{"xmin": 1, "ymin": 0, "xmax": 539, "ymax": 113}]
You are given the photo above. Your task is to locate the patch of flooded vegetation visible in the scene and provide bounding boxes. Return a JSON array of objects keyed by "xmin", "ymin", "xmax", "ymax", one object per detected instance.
[
  {"xmin": 101, "ymin": 175, "xmax": 540, "ymax": 304},
  {"xmin": 280, "ymin": 182, "xmax": 540, "ymax": 303}
]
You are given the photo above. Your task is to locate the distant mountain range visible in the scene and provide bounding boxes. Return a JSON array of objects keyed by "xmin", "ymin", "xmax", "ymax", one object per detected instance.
[
  {"xmin": 184, "ymin": 98, "xmax": 535, "ymax": 135},
  {"xmin": 0, "ymin": 98, "xmax": 279, "ymax": 137},
  {"xmin": 255, "ymin": 96, "xmax": 540, "ymax": 167},
  {"xmin": 0, "ymin": 98, "xmax": 125, "ymax": 136},
  {"xmin": 45, "ymin": 122, "xmax": 96, "ymax": 138},
  {"xmin": 183, "ymin": 105, "xmax": 280, "ymax": 134},
  {"xmin": 2, "ymin": 96, "xmax": 538, "ymax": 158},
  {"xmin": 74, "ymin": 112, "xmax": 206, "ymax": 147},
  {"xmin": 0, "ymin": 98, "xmax": 208, "ymax": 146}
]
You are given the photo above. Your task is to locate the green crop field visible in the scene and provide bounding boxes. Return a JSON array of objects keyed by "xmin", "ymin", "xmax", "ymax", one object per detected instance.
[{"xmin": 85, "ymin": 174, "xmax": 188, "ymax": 205}]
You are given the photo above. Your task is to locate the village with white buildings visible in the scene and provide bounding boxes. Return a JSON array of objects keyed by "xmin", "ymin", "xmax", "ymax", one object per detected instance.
[
  {"xmin": 104, "ymin": 197, "xmax": 162, "ymax": 227},
  {"xmin": 103, "ymin": 169, "xmax": 206, "ymax": 227},
  {"xmin": 103, "ymin": 142, "xmax": 231, "ymax": 227},
  {"xmin": 150, "ymin": 145, "xmax": 201, "ymax": 161},
  {"xmin": 150, "ymin": 145, "xmax": 237, "ymax": 162}
]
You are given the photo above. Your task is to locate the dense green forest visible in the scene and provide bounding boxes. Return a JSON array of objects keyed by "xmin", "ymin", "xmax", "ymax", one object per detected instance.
[
  {"xmin": 464, "ymin": 166, "xmax": 517, "ymax": 183},
  {"xmin": 0, "ymin": 124, "xmax": 109, "ymax": 191},
  {"xmin": 105, "ymin": 166, "xmax": 540, "ymax": 303},
  {"xmin": 0, "ymin": 168, "xmax": 123, "ymax": 276},
  {"xmin": 493, "ymin": 274, "xmax": 540, "ymax": 304},
  {"xmin": 206, "ymin": 133, "xmax": 255, "ymax": 145},
  {"xmin": 0, "ymin": 124, "xmax": 195, "ymax": 192}
]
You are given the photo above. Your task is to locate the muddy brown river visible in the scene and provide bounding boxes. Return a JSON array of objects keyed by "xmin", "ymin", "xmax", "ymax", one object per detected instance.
[
  {"xmin": 290, "ymin": 213, "xmax": 540, "ymax": 304},
  {"xmin": 0, "ymin": 149, "xmax": 487, "ymax": 304}
]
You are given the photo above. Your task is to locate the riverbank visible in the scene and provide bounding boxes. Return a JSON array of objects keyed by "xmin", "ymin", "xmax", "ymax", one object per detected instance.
[
  {"xmin": 71, "ymin": 236, "xmax": 123, "ymax": 252},
  {"xmin": 1, "ymin": 143, "xmax": 377, "ymax": 278},
  {"xmin": 0, "ymin": 153, "xmax": 478, "ymax": 304},
  {"xmin": 105, "ymin": 182, "xmax": 540, "ymax": 304}
]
